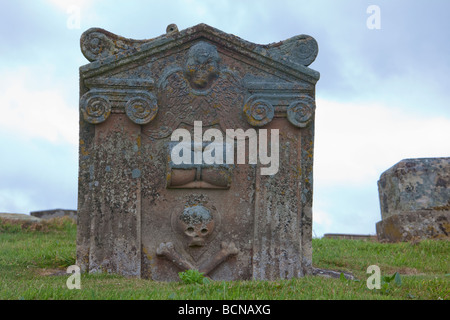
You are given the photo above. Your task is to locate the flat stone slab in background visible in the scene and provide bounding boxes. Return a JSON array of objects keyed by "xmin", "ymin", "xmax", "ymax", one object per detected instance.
[
  {"xmin": 312, "ymin": 267, "xmax": 355, "ymax": 280},
  {"xmin": 323, "ymin": 234, "xmax": 377, "ymax": 241},
  {"xmin": 30, "ymin": 209, "xmax": 77, "ymax": 221},
  {"xmin": 0, "ymin": 213, "xmax": 42, "ymax": 222}
]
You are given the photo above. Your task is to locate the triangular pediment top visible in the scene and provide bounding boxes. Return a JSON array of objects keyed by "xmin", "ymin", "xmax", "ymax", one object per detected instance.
[{"xmin": 80, "ymin": 23, "xmax": 320, "ymax": 83}]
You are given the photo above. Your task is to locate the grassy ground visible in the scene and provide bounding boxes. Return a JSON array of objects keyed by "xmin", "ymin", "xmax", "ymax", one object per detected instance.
[{"xmin": 0, "ymin": 217, "xmax": 448, "ymax": 300}]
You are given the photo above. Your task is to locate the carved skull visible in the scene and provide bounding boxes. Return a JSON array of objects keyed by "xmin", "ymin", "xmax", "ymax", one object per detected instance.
[
  {"xmin": 177, "ymin": 205, "xmax": 215, "ymax": 247},
  {"xmin": 184, "ymin": 41, "xmax": 220, "ymax": 90}
]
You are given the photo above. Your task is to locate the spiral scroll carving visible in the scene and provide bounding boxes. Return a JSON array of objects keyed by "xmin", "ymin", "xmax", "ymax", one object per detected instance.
[
  {"xmin": 287, "ymin": 96, "xmax": 315, "ymax": 128},
  {"xmin": 292, "ymin": 35, "xmax": 319, "ymax": 67},
  {"xmin": 80, "ymin": 28, "xmax": 148, "ymax": 62},
  {"xmin": 264, "ymin": 34, "xmax": 319, "ymax": 67},
  {"xmin": 243, "ymin": 98, "xmax": 274, "ymax": 127},
  {"xmin": 125, "ymin": 94, "xmax": 158, "ymax": 125},
  {"xmin": 80, "ymin": 31, "xmax": 115, "ymax": 62},
  {"xmin": 80, "ymin": 93, "xmax": 111, "ymax": 124}
]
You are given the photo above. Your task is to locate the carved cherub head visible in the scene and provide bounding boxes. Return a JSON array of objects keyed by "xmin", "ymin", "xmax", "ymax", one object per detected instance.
[
  {"xmin": 177, "ymin": 205, "xmax": 215, "ymax": 247},
  {"xmin": 184, "ymin": 41, "xmax": 220, "ymax": 90}
]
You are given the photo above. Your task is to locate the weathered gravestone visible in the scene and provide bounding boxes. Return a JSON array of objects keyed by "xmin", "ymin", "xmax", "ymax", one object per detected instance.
[
  {"xmin": 77, "ymin": 23, "xmax": 320, "ymax": 280},
  {"xmin": 377, "ymin": 157, "xmax": 450, "ymax": 242}
]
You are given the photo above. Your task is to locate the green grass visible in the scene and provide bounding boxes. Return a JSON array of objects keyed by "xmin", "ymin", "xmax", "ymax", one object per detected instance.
[{"xmin": 0, "ymin": 217, "xmax": 448, "ymax": 300}]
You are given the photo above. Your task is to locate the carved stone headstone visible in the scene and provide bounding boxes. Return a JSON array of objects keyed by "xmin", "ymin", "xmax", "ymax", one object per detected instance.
[
  {"xmin": 376, "ymin": 158, "xmax": 450, "ymax": 242},
  {"xmin": 77, "ymin": 24, "xmax": 320, "ymax": 280}
]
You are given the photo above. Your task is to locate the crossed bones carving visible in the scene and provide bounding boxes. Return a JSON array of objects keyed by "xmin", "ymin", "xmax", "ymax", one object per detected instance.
[{"xmin": 156, "ymin": 241, "xmax": 238, "ymax": 275}]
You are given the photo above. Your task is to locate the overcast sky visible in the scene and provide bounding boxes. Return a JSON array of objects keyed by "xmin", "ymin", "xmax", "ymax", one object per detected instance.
[{"xmin": 0, "ymin": 0, "xmax": 449, "ymax": 237}]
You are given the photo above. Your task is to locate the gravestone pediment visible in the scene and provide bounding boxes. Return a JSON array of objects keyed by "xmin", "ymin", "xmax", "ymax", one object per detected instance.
[
  {"xmin": 80, "ymin": 23, "xmax": 319, "ymax": 80},
  {"xmin": 77, "ymin": 23, "xmax": 320, "ymax": 281}
]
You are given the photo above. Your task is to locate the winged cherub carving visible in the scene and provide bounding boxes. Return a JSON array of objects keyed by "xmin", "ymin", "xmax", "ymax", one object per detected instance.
[{"xmin": 146, "ymin": 41, "xmax": 248, "ymax": 139}]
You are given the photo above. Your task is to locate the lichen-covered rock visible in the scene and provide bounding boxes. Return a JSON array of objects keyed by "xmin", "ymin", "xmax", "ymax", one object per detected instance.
[
  {"xmin": 378, "ymin": 158, "xmax": 450, "ymax": 220},
  {"xmin": 376, "ymin": 210, "xmax": 450, "ymax": 242},
  {"xmin": 376, "ymin": 157, "xmax": 450, "ymax": 242}
]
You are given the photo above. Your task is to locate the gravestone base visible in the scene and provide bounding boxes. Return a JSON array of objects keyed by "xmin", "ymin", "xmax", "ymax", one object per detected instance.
[{"xmin": 376, "ymin": 210, "xmax": 450, "ymax": 242}]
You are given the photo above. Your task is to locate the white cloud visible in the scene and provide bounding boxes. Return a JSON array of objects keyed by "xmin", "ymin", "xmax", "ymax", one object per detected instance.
[
  {"xmin": 314, "ymin": 97, "xmax": 450, "ymax": 186},
  {"xmin": 312, "ymin": 209, "xmax": 333, "ymax": 233},
  {"xmin": 0, "ymin": 189, "xmax": 34, "ymax": 214},
  {"xmin": 46, "ymin": 0, "xmax": 94, "ymax": 11},
  {"xmin": 0, "ymin": 67, "xmax": 78, "ymax": 146}
]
